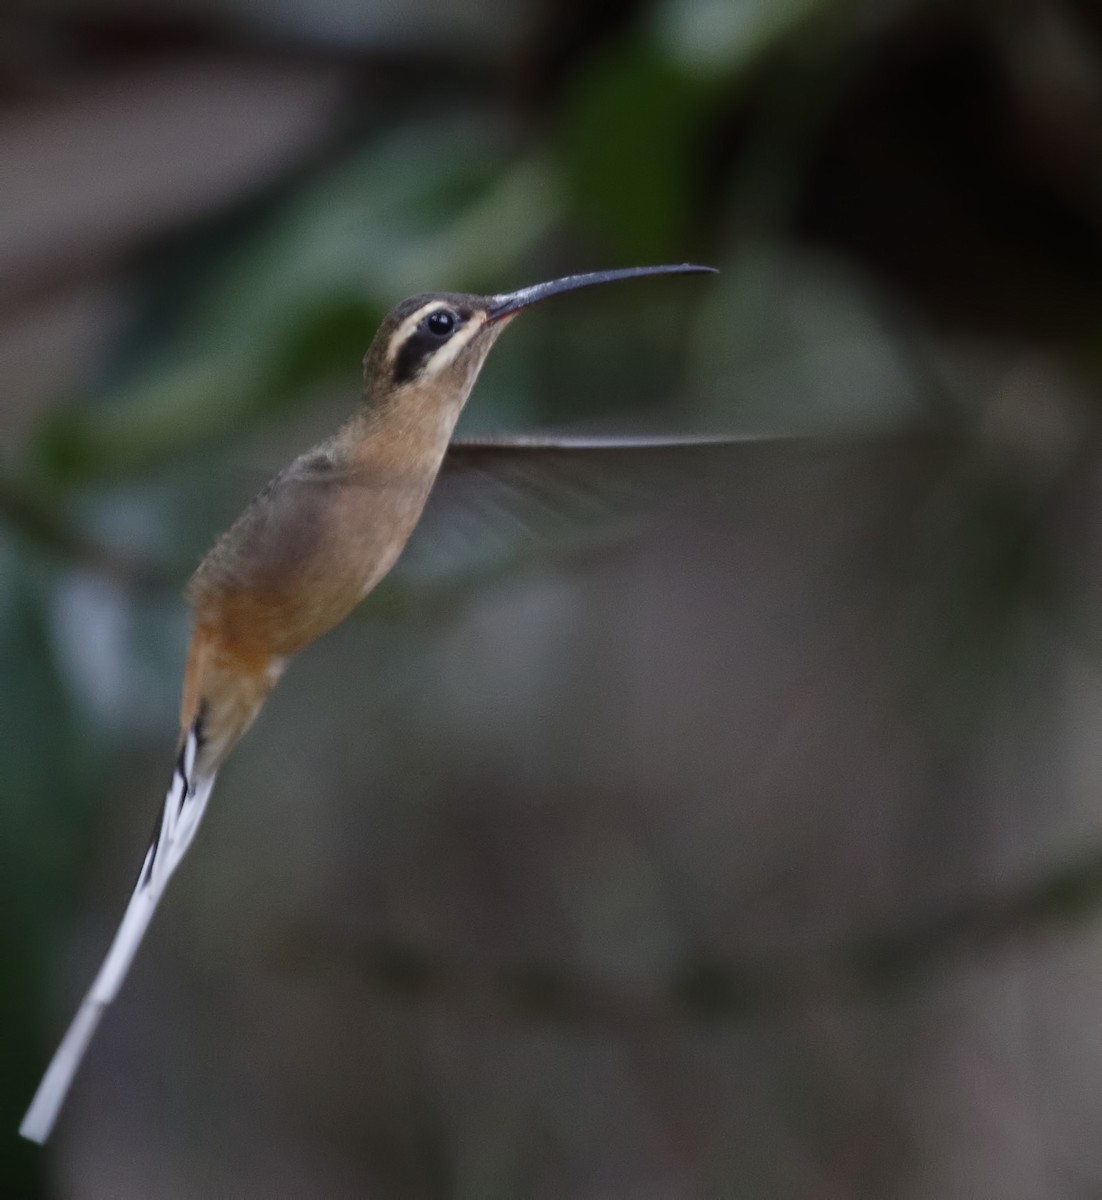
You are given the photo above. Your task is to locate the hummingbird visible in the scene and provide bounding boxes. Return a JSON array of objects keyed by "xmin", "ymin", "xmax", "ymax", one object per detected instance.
[{"xmin": 19, "ymin": 263, "xmax": 717, "ymax": 1144}]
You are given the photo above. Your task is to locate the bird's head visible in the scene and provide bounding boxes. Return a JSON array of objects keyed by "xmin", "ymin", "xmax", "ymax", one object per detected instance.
[{"xmin": 362, "ymin": 264, "xmax": 717, "ymax": 413}]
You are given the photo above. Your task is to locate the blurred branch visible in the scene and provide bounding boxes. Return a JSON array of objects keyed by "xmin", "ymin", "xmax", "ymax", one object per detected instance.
[
  {"xmin": 846, "ymin": 845, "xmax": 1102, "ymax": 986},
  {"xmin": 279, "ymin": 845, "xmax": 1102, "ymax": 1023}
]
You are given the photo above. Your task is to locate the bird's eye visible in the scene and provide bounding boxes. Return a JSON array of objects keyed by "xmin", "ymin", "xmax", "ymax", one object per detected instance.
[{"xmin": 425, "ymin": 309, "xmax": 456, "ymax": 336}]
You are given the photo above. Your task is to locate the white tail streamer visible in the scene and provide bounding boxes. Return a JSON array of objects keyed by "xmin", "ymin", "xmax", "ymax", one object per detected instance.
[{"xmin": 20, "ymin": 725, "xmax": 217, "ymax": 1144}]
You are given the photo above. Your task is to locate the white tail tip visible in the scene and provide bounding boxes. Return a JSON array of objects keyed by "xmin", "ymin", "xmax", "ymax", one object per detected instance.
[
  {"xmin": 20, "ymin": 1000, "xmax": 106, "ymax": 1144},
  {"xmin": 20, "ymin": 724, "xmax": 217, "ymax": 1144}
]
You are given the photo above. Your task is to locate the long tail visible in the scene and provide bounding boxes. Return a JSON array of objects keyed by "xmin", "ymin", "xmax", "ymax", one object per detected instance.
[{"xmin": 20, "ymin": 723, "xmax": 217, "ymax": 1144}]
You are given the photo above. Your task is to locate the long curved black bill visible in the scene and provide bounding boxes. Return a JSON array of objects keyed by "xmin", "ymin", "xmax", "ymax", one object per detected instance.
[{"xmin": 485, "ymin": 263, "xmax": 717, "ymax": 323}]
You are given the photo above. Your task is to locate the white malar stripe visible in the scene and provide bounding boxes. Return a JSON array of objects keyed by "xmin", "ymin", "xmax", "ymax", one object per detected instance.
[
  {"xmin": 20, "ymin": 727, "xmax": 218, "ymax": 1145},
  {"xmin": 421, "ymin": 316, "xmax": 485, "ymax": 377}
]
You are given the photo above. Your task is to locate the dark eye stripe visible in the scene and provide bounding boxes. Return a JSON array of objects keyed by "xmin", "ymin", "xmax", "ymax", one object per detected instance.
[
  {"xmin": 391, "ymin": 308, "xmax": 465, "ymax": 384},
  {"xmin": 393, "ymin": 329, "xmax": 443, "ymax": 384}
]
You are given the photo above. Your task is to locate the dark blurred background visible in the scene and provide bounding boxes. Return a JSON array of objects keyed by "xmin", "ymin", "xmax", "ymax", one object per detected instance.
[{"xmin": 5, "ymin": 0, "xmax": 1102, "ymax": 1196}]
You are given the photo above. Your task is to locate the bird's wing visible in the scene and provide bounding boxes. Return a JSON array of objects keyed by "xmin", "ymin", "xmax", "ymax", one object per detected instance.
[{"xmin": 377, "ymin": 431, "xmax": 794, "ymax": 606}]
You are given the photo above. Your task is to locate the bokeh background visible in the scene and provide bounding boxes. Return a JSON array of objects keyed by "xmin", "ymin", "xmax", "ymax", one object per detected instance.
[{"xmin": 4, "ymin": 0, "xmax": 1102, "ymax": 1196}]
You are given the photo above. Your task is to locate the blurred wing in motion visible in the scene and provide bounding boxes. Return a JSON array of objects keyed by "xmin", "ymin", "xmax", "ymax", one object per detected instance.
[{"xmin": 379, "ymin": 432, "xmax": 793, "ymax": 605}]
